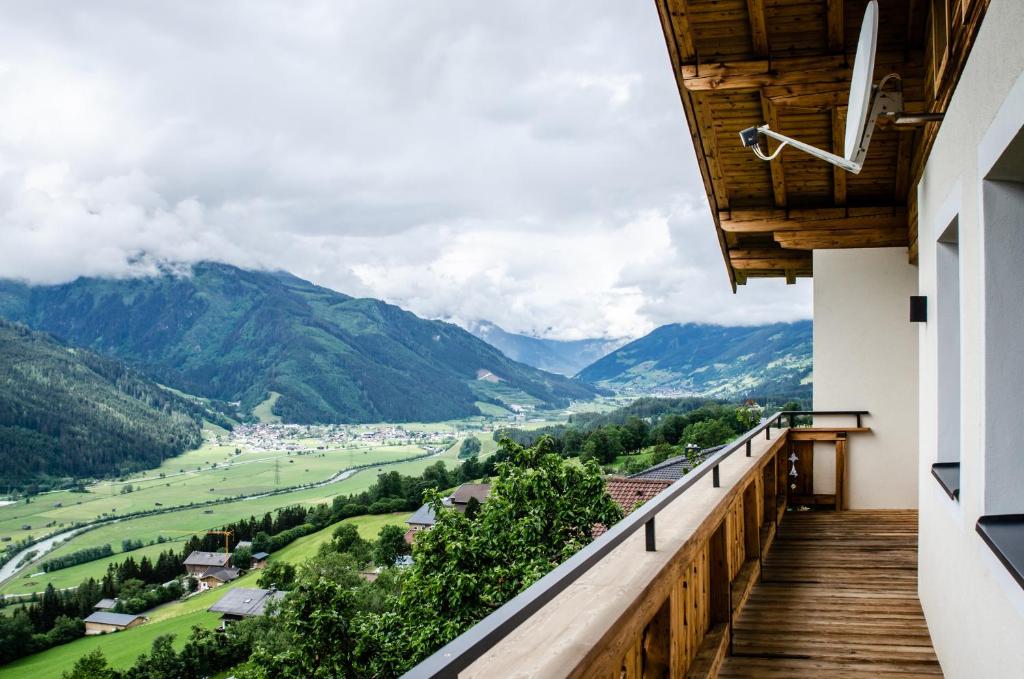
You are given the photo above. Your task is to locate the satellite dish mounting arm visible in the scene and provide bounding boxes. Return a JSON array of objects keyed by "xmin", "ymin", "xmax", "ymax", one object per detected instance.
[{"xmin": 740, "ymin": 81, "xmax": 902, "ymax": 176}]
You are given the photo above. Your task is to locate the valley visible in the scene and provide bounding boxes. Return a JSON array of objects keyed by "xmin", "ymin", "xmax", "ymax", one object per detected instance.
[
  {"xmin": 0, "ymin": 415, "xmax": 519, "ymax": 597},
  {"xmin": 0, "ymin": 264, "xmax": 813, "ymax": 677}
]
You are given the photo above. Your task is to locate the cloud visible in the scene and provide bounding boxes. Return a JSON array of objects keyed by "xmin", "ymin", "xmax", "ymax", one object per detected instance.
[{"xmin": 0, "ymin": 1, "xmax": 810, "ymax": 340}]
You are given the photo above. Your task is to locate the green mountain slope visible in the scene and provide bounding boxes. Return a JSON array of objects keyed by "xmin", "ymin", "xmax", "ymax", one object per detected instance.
[
  {"xmin": 0, "ymin": 320, "xmax": 224, "ymax": 489},
  {"xmin": 0, "ymin": 263, "xmax": 597, "ymax": 424},
  {"xmin": 466, "ymin": 320, "xmax": 625, "ymax": 376},
  {"xmin": 576, "ymin": 322, "xmax": 811, "ymax": 400}
]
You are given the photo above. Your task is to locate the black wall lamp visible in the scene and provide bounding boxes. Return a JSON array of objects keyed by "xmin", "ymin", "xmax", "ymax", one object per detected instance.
[{"xmin": 910, "ymin": 296, "xmax": 927, "ymax": 322}]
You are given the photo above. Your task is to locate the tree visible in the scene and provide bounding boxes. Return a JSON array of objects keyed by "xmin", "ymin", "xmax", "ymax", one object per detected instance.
[
  {"xmin": 252, "ymin": 531, "xmax": 271, "ymax": 553},
  {"xmin": 360, "ymin": 436, "xmax": 624, "ymax": 675},
  {"xmin": 332, "ymin": 523, "xmax": 371, "ymax": 566},
  {"xmin": 235, "ymin": 555, "xmax": 366, "ymax": 679},
  {"xmin": 233, "ymin": 545, "xmax": 253, "ymax": 569},
  {"xmin": 464, "ymin": 496, "xmax": 481, "ymax": 519},
  {"xmin": 0, "ymin": 614, "xmax": 35, "ymax": 665},
  {"xmin": 258, "ymin": 561, "xmax": 296, "ymax": 590},
  {"xmin": 61, "ymin": 648, "xmax": 120, "ymax": 679},
  {"xmin": 458, "ymin": 436, "xmax": 482, "ymax": 459},
  {"xmin": 581, "ymin": 427, "xmax": 622, "ymax": 464},
  {"xmin": 373, "ymin": 525, "xmax": 410, "ymax": 568},
  {"xmin": 681, "ymin": 419, "xmax": 736, "ymax": 449}
]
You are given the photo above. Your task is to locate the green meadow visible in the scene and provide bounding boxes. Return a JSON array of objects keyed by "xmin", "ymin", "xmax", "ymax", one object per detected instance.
[{"xmin": 2, "ymin": 513, "xmax": 408, "ymax": 678}]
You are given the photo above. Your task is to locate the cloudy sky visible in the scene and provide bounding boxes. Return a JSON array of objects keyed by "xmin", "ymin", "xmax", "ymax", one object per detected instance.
[{"xmin": 0, "ymin": 1, "xmax": 810, "ymax": 340}]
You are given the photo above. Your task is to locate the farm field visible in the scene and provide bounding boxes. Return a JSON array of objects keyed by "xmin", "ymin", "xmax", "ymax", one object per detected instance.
[
  {"xmin": 2, "ymin": 512, "xmax": 411, "ymax": 678},
  {"xmin": 0, "ymin": 427, "xmax": 489, "ymax": 595}
]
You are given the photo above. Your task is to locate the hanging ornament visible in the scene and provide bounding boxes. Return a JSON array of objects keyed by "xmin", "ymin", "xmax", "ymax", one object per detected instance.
[
  {"xmin": 788, "ymin": 452, "xmax": 798, "ymax": 462},
  {"xmin": 789, "ymin": 462, "xmax": 798, "ymax": 477}
]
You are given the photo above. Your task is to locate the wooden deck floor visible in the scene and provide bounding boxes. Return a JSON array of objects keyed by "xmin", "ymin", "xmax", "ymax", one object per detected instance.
[{"xmin": 719, "ymin": 510, "xmax": 943, "ymax": 678}]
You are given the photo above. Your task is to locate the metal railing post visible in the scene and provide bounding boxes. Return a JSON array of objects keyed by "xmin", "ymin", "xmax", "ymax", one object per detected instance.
[
  {"xmin": 745, "ymin": 440, "xmax": 751, "ymax": 457},
  {"xmin": 713, "ymin": 464, "xmax": 720, "ymax": 487},
  {"xmin": 645, "ymin": 518, "xmax": 656, "ymax": 552}
]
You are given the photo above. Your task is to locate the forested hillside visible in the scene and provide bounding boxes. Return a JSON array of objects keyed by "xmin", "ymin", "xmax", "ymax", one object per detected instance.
[
  {"xmin": 577, "ymin": 321, "xmax": 812, "ymax": 400},
  {"xmin": 0, "ymin": 263, "xmax": 597, "ymax": 424},
  {"xmin": 0, "ymin": 321, "xmax": 220, "ymax": 490}
]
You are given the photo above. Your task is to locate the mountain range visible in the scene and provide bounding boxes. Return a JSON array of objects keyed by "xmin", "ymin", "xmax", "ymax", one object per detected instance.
[
  {"xmin": 465, "ymin": 320, "xmax": 625, "ymax": 377},
  {"xmin": 0, "ymin": 319, "xmax": 227, "ymax": 488},
  {"xmin": 0, "ymin": 263, "xmax": 598, "ymax": 424},
  {"xmin": 576, "ymin": 321, "xmax": 812, "ymax": 400}
]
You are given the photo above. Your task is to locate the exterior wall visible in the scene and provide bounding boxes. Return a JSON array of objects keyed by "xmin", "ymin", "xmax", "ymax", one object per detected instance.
[
  {"xmin": 812, "ymin": 248, "xmax": 919, "ymax": 509},
  {"xmin": 916, "ymin": 0, "xmax": 1024, "ymax": 676},
  {"xmin": 84, "ymin": 619, "xmax": 142, "ymax": 635}
]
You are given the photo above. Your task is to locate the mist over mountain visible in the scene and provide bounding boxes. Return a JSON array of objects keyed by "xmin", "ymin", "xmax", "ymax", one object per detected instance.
[
  {"xmin": 466, "ymin": 320, "xmax": 626, "ymax": 377},
  {"xmin": 576, "ymin": 321, "xmax": 812, "ymax": 401},
  {"xmin": 0, "ymin": 262, "xmax": 598, "ymax": 424}
]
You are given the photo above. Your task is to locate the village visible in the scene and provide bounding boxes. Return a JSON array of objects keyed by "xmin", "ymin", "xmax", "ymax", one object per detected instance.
[{"xmin": 213, "ymin": 423, "xmax": 459, "ymax": 453}]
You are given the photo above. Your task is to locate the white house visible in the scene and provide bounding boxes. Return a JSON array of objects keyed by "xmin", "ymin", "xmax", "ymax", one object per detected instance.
[{"xmin": 403, "ymin": 1, "xmax": 1024, "ymax": 677}]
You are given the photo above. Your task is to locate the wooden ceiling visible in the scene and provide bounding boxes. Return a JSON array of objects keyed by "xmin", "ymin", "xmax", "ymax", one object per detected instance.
[{"xmin": 655, "ymin": 0, "xmax": 989, "ymax": 288}]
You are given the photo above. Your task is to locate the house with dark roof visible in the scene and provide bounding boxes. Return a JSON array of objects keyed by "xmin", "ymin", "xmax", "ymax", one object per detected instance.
[
  {"xmin": 183, "ymin": 551, "xmax": 231, "ymax": 577},
  {"xmin": 449, "ymin": 483, "xmax": 491, "ymax": 511},
  {"xmin": 208, "ymin": 587, "xmax": 286, "ymax": 628},
  {"xmin": 250, "ymin": 551, "xmax": 270, "ymax": 569},
  {"xmin": 83, "ymin": 611, "xmax": 146, "ymax": 635},
  {"xmin": 198, "ymin": 566, "xmax": 240, "ymax": 590},
  {"xmin": 627, "ymin": 445, "xmax": 725, "ymax": 482},
  {"xmin": 406, "ymin": 503, "xmax": 437, "ymax": 531},
  {"xmin": 92, "ymin": 598, "xmax": 118, "ymax": 611}
]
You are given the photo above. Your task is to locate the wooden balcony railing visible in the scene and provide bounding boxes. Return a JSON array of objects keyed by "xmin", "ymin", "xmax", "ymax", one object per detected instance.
[{"xmin": 404, "ymin": 411, "xmax": 869, "ymax": 679}]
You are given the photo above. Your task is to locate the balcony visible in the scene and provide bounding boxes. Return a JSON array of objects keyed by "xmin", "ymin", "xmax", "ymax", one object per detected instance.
[{"xmin": 407, "ymin": 412, "xmax": 939, "ymax": 678}]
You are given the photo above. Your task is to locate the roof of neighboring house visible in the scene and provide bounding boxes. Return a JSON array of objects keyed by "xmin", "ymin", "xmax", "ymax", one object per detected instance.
[
  {"xmin": 93, "ymin": 598, "xmax": 118, "ymax": 610},
  {"xmin": 251, "ymin": 552, "xmax": 270, "ymax": 560},
  {"xmin": 450, "ymin": 483, "xmax": 491, "ymax": 505},
  {"xmin": 235, "ymin": 541, "xmax": 253, "ymax": 550},
  {"xmin": 628, "ymin": 445, "xmax": 726, "ymax": 482},
  {"xmin": 604, "ymin": 477, "xmax": 673, "ymax": 512},
  {"xmin": 591, "ymin": 477, "xmax": 677, "ymax": 539},
  {"xmin": 184, "ymin": 551, "xmax": 231, "ymax": 567},
  {"xmin": 208, "ymin": 587, "xmax": 286, "ymax": 617},
  {"xmin": 84, "ymin": 611, "xmax": 145, "ymax": 627},
  {"xmin": 407, "ymin": 503, "xmax": 437, "ymax": 526},
  {"xmin": 201, "ymin": 566, "xmax": 241, "ymax": 583}
]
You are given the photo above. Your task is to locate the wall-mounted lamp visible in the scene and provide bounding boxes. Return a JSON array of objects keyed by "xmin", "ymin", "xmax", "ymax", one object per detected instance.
[{"xmin": 910, "ymin": 296, "xmax": 927, "ymax": 322}]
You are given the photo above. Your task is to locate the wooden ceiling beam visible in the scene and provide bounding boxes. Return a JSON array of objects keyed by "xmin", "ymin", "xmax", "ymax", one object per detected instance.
[
  {"xmin": 730, "ymin": 248, "xmax": 812, "ymax": 274},
  {"xmin": 746, "ymin": 0, "xmax": 769, "ymax": 56},
  {"xmin": 663, "ymin": 0, "xmax": 696, "ymax": 61},
  {"xmin": 832, "ymin": 107, "xmax": 847, "ymax": 206},
  {"xmin": 719, "ymin": 209, "xmax": 907, "ymax": 233},
  {"xmin": 681, "ymin": 55, "xmax": 849, "ymax": 91},
  {"xmin": 761, "ymin": 94, "xmax": 787, "ymax": 207},
  {"xmin": 773, "ymin": 228, "xmax": 909, "ymax": 249},
  {"xmin": 827, "ymin": 0, "xmax": 845, "ymax": 52}
]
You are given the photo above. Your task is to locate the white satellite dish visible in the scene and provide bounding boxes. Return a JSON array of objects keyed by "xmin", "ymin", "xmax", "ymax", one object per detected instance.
[
  {"xmin": 844, "ymin": 0, "xmax": 878, "ymax": 163},
  {"xmin": 738, "ymin": 0, "xmax": 908, "ymax": 175}
]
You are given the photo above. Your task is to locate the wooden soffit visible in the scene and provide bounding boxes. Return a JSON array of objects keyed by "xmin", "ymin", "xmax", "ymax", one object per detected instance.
[{"xmin": 656, "ymin": 0, "xmax": 990, "ymax": 289}]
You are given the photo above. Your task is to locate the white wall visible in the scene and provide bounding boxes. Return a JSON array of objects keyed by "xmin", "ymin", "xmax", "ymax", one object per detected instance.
[
  {"xmin": 812, "ymin": 248, "xmax": 919, "ymax": 509},
  {"xmin": 916, "ymin": 1, "xmax": 1024, "ymax": 675}
]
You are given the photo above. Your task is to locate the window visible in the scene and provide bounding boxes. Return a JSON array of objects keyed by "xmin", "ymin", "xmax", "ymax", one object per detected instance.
[
  {"xmin": 982, "ymin": 130, "xmax": 1024, "ymax": 515},
  {"xmin": 936, "ymin": 219, "xmax": 960, "ymax": 468}
]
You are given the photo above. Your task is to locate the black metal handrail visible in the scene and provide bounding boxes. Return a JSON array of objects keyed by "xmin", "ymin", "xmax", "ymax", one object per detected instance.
[{"xmin": 403, "ymin": 410, "xmax": 867, "ymax": 678}]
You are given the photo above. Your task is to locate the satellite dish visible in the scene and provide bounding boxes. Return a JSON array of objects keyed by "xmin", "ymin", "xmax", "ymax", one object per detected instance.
[
  {"xmin": 737, "ymin": 0, "xmax": 917, "ymax": 174},
  {"xmin": 844, "ymin": 0, "xmax": 878, "ymax": 162}
]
